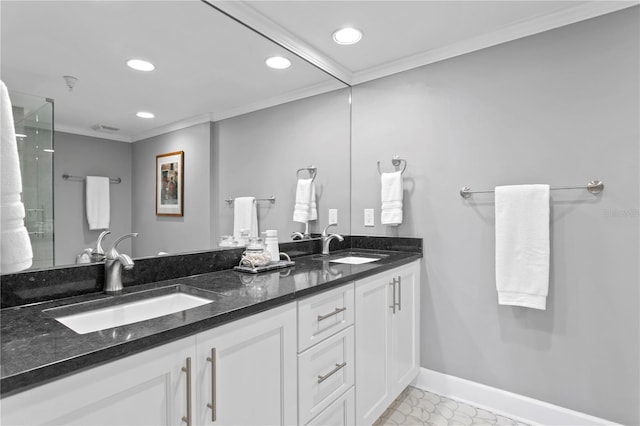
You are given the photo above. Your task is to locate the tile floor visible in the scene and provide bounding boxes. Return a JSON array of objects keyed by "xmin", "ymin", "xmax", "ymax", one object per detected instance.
[{"xmin": 374, "ymin": 386, "xmax": 530, "ymax": 426}]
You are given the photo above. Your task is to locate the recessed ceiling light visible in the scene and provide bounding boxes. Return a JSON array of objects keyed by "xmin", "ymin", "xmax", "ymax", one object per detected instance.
[
  {"xmin": 333, "ymin": 27, "xmax": 362, "ymax": 45},
  {"xmin": 265, "ymin": 56, "xmax": 291, "ymax": 69},
  {"xmin": 15, "ymin": 133, "xmax": 27, "ymax": 138},
  {"xmin": 136, "ymin": 111, "xmax": 155, "ymax": 119},
  {"xmin": 43, "ymin": 149, "xmax": 55, "ymax": 153},
  {"xmin": 127, "ymin": 59, "xmax": 155, "ymax": 72}
]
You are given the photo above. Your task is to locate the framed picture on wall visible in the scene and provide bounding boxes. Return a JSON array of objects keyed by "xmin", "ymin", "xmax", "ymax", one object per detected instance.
[{"xmin": 156, "ymin": 151, "xmax": 184, "ymax": 216}]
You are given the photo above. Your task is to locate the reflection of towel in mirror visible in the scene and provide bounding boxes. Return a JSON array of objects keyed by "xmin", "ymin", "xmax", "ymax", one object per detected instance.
[
  {"xmin": 381, "ymin": 171, "xmax": 403, "ymax": 225},
  {"xmin": 293, "ymin": 178, "xmax": 317, "ymax": 223},
  {"xmin": 495, "ymin": 184, "xmax": 550, "ymax": 310},
  {"xmin": 86, "ymin": 176, "xmax": 110, "ymax": 230},
  {"xmin": 0, "ymin": 80, "xmax": 33, "ymax": 273},
  {"xmin": 233, "ymin": 197, "xmax": 258, "ymax": 239}
]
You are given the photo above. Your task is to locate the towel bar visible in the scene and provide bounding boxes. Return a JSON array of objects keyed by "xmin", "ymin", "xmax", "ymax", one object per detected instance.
[
  {"xmin": 459, "ymin": 180, "xmax": 604, "ymax": 198},
  {"xmin": 62, "ymin": 174, "xmax": 121, "ymax": 184},
  {"xmin": 225, "ymin": 197, "xmax": 276, "ymax": 205}
]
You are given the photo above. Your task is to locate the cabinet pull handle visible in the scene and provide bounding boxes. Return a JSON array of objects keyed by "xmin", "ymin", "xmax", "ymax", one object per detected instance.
[
  {"xmin": 389, "ymin": 281, "xmax": 396, "ymax": 314},
  {"xmin": 206, "ymin": 348, "xmax": 217, "ymax": 422},
  {"xmin": 317, "ymin": 362, "xmax": 347, "ymax": 383},
  {"xmin": 397, "ymin": 276, "xmax": 402, "ymax": 311},
  {"xmin": 181, "ymin": 357, "xmax": 192, "ymax": 426},
  {"xmin": 317, "ymin": 307, "xmax": 347, "ymax": 322}
]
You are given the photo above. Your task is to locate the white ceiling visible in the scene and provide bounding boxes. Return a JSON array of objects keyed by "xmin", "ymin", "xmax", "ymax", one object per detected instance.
[{"xmin": 2, "ymin": 0, "xmax": 636, "ymax": 142}]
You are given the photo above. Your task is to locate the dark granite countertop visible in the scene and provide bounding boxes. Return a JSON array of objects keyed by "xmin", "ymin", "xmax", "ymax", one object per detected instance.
[{"xmin": 0, "ymin": 249, "xmax": 421, "ymax": 397}]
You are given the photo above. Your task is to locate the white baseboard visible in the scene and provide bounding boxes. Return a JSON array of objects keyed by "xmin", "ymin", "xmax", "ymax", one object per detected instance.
[{"xmin": 412, "ymin": 368, "xmax": 620, "ymax": 426}]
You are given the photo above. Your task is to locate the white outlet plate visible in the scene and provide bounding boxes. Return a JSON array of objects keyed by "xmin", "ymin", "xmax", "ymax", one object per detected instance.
[
  {"xmin": 329, "ymin": 209, "xmax": 338, "ymax": 225},
  {"xmin": 364, "ymin": 209, "xmax": 375, "ymax": 227}
]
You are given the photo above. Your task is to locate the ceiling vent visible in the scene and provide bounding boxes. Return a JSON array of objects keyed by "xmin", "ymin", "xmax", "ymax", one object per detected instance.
[{"xmin": 91, "ymin": 124, "xmax": 120, "ymax": 133}]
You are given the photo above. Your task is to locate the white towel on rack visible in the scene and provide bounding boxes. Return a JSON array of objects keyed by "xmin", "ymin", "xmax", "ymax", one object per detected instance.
[
  {"xmin": 86, "ymin": 176, "xmax": 110, "ymax": 230},
  {"xmin": 0, "ymin": 80, "xmax": 33, "ymax": 273},
  {"xmin": 233, "ymin": 197, "xmax": 258, "ymax": 240},
  {"xmin": 293, "ymin": 178, "xmax": 317, "ymax": 223},
  {"xmin": 495, "ymin": 184, "xmax": 550, "ymax": 310},
  {"xmin": 381, "ymin": 171, "xmax": 403, "ymax": 225}
]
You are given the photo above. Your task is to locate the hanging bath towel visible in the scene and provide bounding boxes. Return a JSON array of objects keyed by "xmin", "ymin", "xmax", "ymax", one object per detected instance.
[
  {"xmin": 0, "ymin": 80, "xmax": 33, "ymax": 273},
  {"xmin": 381, "ymin": 171, "xmax": 403, "ymax": 225},
  {"xmin": 86, "ymin": 176, "xmax": 110, "ymax": 230},
  {"xmin": 495, "ymin": 184, "xmax": 550, "ymax": 310}
]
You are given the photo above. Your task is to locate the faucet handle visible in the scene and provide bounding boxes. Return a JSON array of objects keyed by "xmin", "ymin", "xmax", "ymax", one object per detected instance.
[
  {"xmin": 95, "ymin": 230, "xmax": 111, "ymax": 255},
  {"xmin": 106, "ymin": 233, "xmax": 138, "ymax": 260},
  {"xmin": 321, "ymin": 223, "xmax": 337, "ymax": 236}
]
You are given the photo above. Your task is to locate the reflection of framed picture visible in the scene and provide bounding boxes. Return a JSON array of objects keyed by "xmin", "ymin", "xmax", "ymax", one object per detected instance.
[{"xmin": 156, "ymin": 151, "xmax": 184, "ymax": 216}]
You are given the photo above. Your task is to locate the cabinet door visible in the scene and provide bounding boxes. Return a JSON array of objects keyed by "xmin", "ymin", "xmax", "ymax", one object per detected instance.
[
  {"xmin": 1, "ymin": 337, "xmax": 196, "ymax": 426},
  {"xmin": 389, "ymin": 261, "xmax": 420, "ymax": 396},
  {"xmin": 195, "ymin": 303, "xmax": 297, "ymax": 426},
  {"xmin": 354, "ymin": 271, "xmax": 394, "ymax": 426}
]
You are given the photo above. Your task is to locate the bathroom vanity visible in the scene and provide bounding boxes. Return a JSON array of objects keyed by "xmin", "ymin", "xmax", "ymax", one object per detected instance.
[{"xmin": 0, "ymin": 246, "xmax": 421, "ymax": 425}]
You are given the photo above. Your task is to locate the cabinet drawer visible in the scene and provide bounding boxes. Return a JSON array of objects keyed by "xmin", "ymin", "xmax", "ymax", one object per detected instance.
[
  {"xmin": 298, "ymin": 283, "xmax": 354, "ymax": 352},
  {"xmin": 298, "ymin": 326, "xmax": 355, "ymax": 425},
  {"xmin": 306, "ymin": 386, "xmax": 354, "ymax": 426}
]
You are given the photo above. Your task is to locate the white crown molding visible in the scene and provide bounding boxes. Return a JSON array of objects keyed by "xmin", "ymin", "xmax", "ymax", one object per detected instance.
[
  {"xmin": 413, "ymin": 368, "xmax": 622, "ymax": 426},
  {"xmin": 132, "ymin": 113, "xmax": 211, "ymax": 142},
  {"xmin": 209, "ymin": 79, "xmax": 346, "ymax": 122},
  {"xmin": 352, "ymin": 1, "xmax": 639, "ymax": 85},
  {"xmin": 205, "ymin": 0, "xmax": 353, "ymax": 85},
  {"xmin": 54, "ymin": 124, "xmax": 133, "ymax": 143}
]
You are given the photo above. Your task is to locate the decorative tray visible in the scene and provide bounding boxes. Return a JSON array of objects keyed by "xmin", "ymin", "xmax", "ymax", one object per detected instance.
[{"xmin": 233, "ymin": 260, "xmax": 295, "ymax": 274}]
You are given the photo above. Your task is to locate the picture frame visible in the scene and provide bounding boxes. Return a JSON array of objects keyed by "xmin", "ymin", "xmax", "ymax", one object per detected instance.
[{"xmin": 156, "ymin": 151, "xmax": 184, "ymax": 216}]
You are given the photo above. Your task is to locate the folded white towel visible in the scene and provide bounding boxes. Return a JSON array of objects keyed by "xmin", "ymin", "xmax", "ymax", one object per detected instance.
[
  {"xmin": 381, "ymin": 171, "xmax": 403, "ymax": 225},
  {"xmin": 495, "ymin": 184, "xmax": 550, "ymax": 310},
  {"xmin": 86, "ymin": 176, "xmax": 110, "ymax": 230},
  {"xmin": 233, "ymin": 197, "xmax": 258, "ymax": 240},
  {"xmin": 293, "ymin": 178, "xmax": 317, "ymax": 223},
  {"xmin": 0, "ymin": 80, "xmax": 33, "ymax": 273}
]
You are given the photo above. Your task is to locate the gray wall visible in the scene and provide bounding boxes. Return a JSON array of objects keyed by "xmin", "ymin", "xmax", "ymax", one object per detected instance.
[
  {"xmin": 214, "ymin": 88, "xmax": 351, "ymax": 242},
  {"xmin": 351, "ymin": 8, "xmax": 639, "ymax": 425},
  {"xmin": 54, "ymin": 132, "xmax": 133, "ymax": 265},
  {"xmin": 132, "ymin": 122, "xmax": 212, "ymax": 257}
]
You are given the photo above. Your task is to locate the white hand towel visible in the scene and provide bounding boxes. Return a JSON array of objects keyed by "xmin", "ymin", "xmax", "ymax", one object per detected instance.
[
  {"xmin": 293, "ymin": 178, "xmax": 317, "ymax": 223},
  {"xmin": 233, "ymin": 197, "xmax": 258, "ymax": 240},
  {"xmin": 381, "ymin": 171, "xmax": 403, "ymax": 225},
  {"xmin": 0, "ymin": 80, "xmax": 33, "ymax": 273},
  {"xmin": 495, "ymin": 184, "xmax": 550, "ymax": 310},
  {"xmin": 86, "ymin": 176, "xmax": 110, "ymax": 230}
]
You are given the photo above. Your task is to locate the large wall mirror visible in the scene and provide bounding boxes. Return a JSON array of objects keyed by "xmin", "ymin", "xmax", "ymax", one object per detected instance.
[{"xmin": 1, "ymin": 0, "xmax": 351, "ymax": 271}]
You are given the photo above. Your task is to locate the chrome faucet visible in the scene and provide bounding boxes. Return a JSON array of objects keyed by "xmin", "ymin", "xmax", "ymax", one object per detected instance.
[
  {"xmin": 104, "ymin": 233, "xmax": 138, "ymax": 295},
  {"xmin": 321, "ymin": 224, "xmax": 344, "ymax": 255}
]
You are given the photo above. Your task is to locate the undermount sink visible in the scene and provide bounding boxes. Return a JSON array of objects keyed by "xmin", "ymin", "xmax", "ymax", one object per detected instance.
[
  {"xmin": 45, "ymin": 285, "xmax": 215, "ymax": 334},
  {"xmin": 314, "ymin": 252, "xmax": 388, "ymax": 265},
  {"xmin": 329, "ymin": 256, "xmax": 381, "ymax": 264}
]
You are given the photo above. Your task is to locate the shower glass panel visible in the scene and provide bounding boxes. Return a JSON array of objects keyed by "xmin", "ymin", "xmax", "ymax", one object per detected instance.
[{"xmin": 11, "ymin": 92, "xmax": 54, "ymax": 270}]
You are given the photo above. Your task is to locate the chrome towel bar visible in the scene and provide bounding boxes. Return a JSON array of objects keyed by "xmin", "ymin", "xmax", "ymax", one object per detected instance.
[
  {"xmin": 460, "ymin": 180, "xmax": 604, "ymax": 199},
  {"xmin": 62, "ymin": 173, "xmax": 121, "ymax": 184}
]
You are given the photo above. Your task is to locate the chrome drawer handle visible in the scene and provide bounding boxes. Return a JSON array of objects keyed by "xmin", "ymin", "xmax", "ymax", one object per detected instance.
[
  {"xmin": 317, "ymin": 307, "xmax": 347, "ymax": 322},
  {"xmin": 181, "ymin": 357, "xmax": 192, "ymax": 426},
  {"xmin": 389, "ymin": 281, "xmax": 396, "ymax": 314},
  {"xmin": 206, "ymin": 348, "xmax": 217, "ymax": 422},
  {"xmin": 317, "ymin": 362, "xmax": 347, "ymax": 383}
]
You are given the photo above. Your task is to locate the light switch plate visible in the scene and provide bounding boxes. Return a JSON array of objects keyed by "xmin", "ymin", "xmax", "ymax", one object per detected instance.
[
  {"xmin": 364, "ymin": 209, "xmax": 375, "ymax": 227},
  {"xmin": 328, "ymin": 209, "xmax": 338, "ymax": 225}
]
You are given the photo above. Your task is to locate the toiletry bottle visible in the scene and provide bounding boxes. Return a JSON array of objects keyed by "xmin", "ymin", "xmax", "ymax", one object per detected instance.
[{"xmin": 263, "ymin": 230, "xmax": 280, "ymax": 262}]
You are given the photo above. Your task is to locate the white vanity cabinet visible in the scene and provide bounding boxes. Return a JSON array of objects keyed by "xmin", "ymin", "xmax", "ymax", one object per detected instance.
[
  {"xmin": 355, "ymin": 261, "xmax": 420, "ymax": 426},
  {"xmin": 1, "ymin": 336, "xmax": 197, "ymax": 426},
  {"xmin": 194, "ymin": 302, "xmax": 297, "ymax": 426}
]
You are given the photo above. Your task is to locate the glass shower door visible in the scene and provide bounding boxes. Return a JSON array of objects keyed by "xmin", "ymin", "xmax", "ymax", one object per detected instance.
[{"xmin": 11, "ymin": 92, "xmax": 54, "ymax": 270}]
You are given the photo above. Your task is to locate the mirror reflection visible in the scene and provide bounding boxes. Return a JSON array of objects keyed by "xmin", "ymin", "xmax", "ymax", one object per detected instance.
[{"xmin": 1, "ymin": 0, "xmax": 350, "ymax": 271}]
